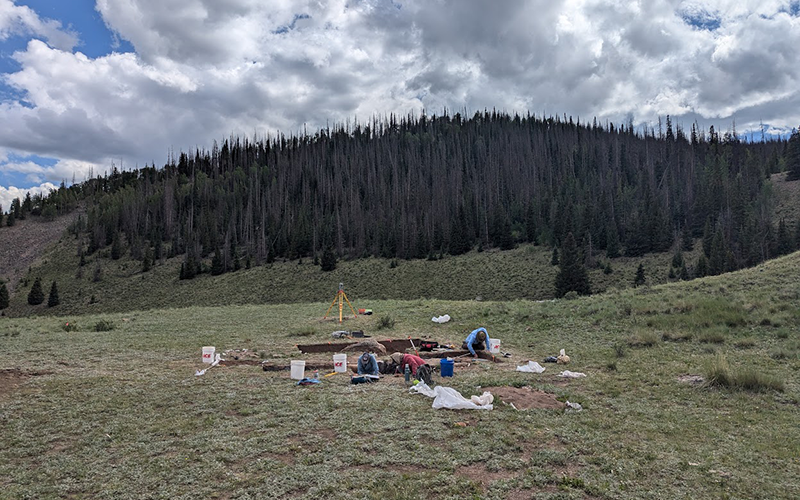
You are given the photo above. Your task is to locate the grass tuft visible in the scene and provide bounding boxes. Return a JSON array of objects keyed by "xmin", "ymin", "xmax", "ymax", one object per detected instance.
[
  {"xmin": 734, "ymin": 338, "xmax": 756, "ymax": 349},
  {"xmin": 697, "ymin": 331, "xmax": 726, "ymax": 344},
  {"xmin": 627, "ymin": 330, "xmax": 660, "ymax": 347},
  {"xmin": 662, "ymin": 330, "xmax": 692, "ymax": 342},
  {"xmin": 704, "ymin": 355, "xmax": 784, "ymax": 392}
]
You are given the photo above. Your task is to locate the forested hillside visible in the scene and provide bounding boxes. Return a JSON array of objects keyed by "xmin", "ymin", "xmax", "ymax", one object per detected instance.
[{"xmin": 3, "ymin": 112, "xmax": 800, "ymax": 283}]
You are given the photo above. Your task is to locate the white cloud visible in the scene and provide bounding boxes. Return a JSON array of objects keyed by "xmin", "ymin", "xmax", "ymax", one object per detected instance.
[
  {"xmin": 0, "ymin": 0, "xmax": 78, "ymax": 50},
  {"xmin": 0, "ymin": 182, "xmax": 57, "ymax": 211},
  {"xmin": 2, "ymin": 0, "xmax": 800, "ymax": 192}
]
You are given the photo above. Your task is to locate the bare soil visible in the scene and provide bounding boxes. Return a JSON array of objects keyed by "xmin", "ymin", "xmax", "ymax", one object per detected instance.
[
  {"xmin": 483, "ymin": 386, "xmax": 565, "ymax": 410},
  {"xmin": 0, "ymin": 211, "xmax": 79, "ymax": 293},
  {"xmin": 0, "ymin": 368, "xmax": 51, "ymax": 399}
]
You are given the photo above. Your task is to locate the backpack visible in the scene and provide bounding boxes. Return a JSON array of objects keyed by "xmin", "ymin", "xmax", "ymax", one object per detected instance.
[{"xmin": 416, "ymin": 364, "xmax": 433, "ymax": 386}]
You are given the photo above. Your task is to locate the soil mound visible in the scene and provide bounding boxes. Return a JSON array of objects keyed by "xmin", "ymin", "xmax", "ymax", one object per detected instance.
[{"xmin": 483, "ymin": 385, "xmax": 564, "ymax": 410}]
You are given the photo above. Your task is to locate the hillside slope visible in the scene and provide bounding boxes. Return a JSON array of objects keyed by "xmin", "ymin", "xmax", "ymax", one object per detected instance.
[
  {"xmin": 0, "ymin": 211, "xmax": 79, "ymax": 293},
  {"xmin": 4, "ymin": 234, "xmax": 699, "ymax": 316}
]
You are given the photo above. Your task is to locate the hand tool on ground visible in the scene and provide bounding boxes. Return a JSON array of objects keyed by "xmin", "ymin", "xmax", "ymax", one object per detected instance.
[{"xmin": 408, "ymin": 337, "xmax": 419, "ymax": 356}]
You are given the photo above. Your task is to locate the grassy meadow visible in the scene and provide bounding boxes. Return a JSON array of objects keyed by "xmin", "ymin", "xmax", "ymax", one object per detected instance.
[
  {"xmin": 1, "ymin": 252, "xmax": 799, "ymax": 499},
  {"xmin": 3, "ymin": 235, "xmax": 697, "ymax": 317}
]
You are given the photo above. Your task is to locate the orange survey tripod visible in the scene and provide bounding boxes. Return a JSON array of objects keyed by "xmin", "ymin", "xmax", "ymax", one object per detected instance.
[{"xmin": 324, "ymin": 283, "xmax": 358, "ymax": 324}]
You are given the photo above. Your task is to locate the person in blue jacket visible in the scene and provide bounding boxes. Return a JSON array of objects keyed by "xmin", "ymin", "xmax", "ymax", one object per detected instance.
[
  {"xmin": 357, "ymin": 352, "xmax": 379, "ymax": 376},
  {"xmin": 462, "ymin": 327, "xmax": 491, "ymax": 357}
]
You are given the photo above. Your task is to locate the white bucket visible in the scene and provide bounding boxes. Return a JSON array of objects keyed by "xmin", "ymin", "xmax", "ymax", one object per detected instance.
[
  {"xmin": 290, "ymin": 360, "xmax": 306, "ymax": 380},
  {"xmin": 202, "ymin": 346, "xmax": 215, "ymax": 364},
  {"xmin": 333, "ymin": 353, "xmax": 347, "ymax": 373},
  {"xmin": 488, "ymin": 339, "xmax": 501, "ymax": 354}
]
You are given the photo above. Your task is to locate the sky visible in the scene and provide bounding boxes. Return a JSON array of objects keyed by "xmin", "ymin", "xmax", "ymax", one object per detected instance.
[{"xmin": 1, "ymin": 0, "xmax": 800, "ymax": 209}]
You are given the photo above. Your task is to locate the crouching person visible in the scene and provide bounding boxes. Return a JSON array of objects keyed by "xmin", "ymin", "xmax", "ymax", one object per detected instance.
[
  {"xmin": 462, "ymin": 327, "xmax": 491, "ymax": 358},
  {"xmin": 389, "ymin": 352, "xmax": 433, "ymax": 385},
  {"xmin": 357, "ymin": 352, "xmax": 379, "ymax": 376}
]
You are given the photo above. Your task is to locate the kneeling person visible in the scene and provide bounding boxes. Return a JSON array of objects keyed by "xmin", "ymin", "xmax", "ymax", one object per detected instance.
[
  {"xmin": 462, "ymin": 327, "xmax": 491, "ymax": 358},
  {"xmin": 357, "ymin": 352, "xmax": 379, "ymax": 376}
]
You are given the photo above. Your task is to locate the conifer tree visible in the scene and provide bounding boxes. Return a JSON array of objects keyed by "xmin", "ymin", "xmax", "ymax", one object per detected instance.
[
  {"xmin": 554, "ymin": 232, "xmax": 591, "ymax": 297},
  {"xmin": 633, "ymin": 263, "xmax": 646, "ymax": 287},
  {"xmin": 786, "ymin": 128, "xmax": 800, "ymax": 181},
  {"xmin": 551, "ymin": 246, "xmax": 559, "ymax": 265},
  {"xmin": 776, "ymin": 219, "xmax": 793, "ymax": 256},
  {"xmin": 111, "ymin": 233, "xmax": 122, "ymax": 260},
  {"xmin": 184, "ymin": 253, "xmax": 198, "ymax": 279},
  {"xmin": 605, "ymin": 221, "xmax": 620, "ymax": 258},
  {"xmin": 0, "ymin": 204, "xmax": 3, "ymax": 227},
  {"xmin": 679, "ymin": 262, "xmax": 689, "ymax": 280},
  {"xmin": 709, "ymin": 226, "xmax": 727, "ymax": 275},
  {"xmin": 0, "ymin": 282, "xmax": 9, "ymax": 310},
  {"xmin": 672, "ymin": 250, "xmax": 684, "ymax": 269},
  {"xmin": 47, "ymin": 281, "xmax": 59, "ymax": 307},
  {"xmin": 695, "ymin": 254, "xmax": 709, "ymax": 278},
  {"xmin": 5, "ymin": 209, "xmax": 14, "ymax": 227},
  {"xmin": 702, "ymin": 217, "xmax": 713, "ymax": 257},
  {"xmin": 321, "ymin": 246, "xmax": 337, "ymax": 272},
  {"xmin": 680, "ymin": 222, "xmax": 693, "ymax": 251},
  {"xmin": 142, "ymin": 246, "xmax": 153, "ymax": 272},
  {"xmin": 211, "ymin": 247, "xmax": 224, "ymax": 275},
  {"xmin": 27, "ymin": 277, "xmax": 44, "ymax": 305}
]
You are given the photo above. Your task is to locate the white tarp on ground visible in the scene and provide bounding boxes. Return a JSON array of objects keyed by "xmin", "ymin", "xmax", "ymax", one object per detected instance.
[
  {"xmin": 516, "ymin": 361, "xmax": 546, "ymax": 373},
  {"xmin": 431, "ymin": 314, "xmax": 451, "ymax": 323},
  {"xmin": 558, "ymin": 370, "xmax": 586, "ymax": 378},
  {"xmin": 410, "ymin": 382, "xmax": 493, "ymax": 410}
]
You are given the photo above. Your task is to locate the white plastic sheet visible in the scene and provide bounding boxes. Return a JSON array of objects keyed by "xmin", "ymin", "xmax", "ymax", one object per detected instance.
[
  {"xmin": 431, "ymin": 314, "xmax": 451, "ymax": 323},
  {"xmin": 558, "ymin": 370, "xmax": 586, "ymax": 378},
  {"xmin": 195, "ymin": 354, "xmax": 221, "ymax": 376},
  {"xmin": 410, "ymin": 382, "xmax": 493, "ymax": 410},
  {"xmin": 516, "ymin": 361, "xmax": 546, "ymax": 373}
]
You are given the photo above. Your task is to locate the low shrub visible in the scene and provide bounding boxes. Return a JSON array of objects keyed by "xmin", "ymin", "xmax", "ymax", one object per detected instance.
[
  {"xmin": 94, "ymin": 320, "xmax": 115, "ymax": 332},
  {"xmin": 62, "ymin": 322, "xmax": 78, "ymax": 332},
  {"xmin": 376, "ymin": 315, "xmax": 395, "ymax": 330}
]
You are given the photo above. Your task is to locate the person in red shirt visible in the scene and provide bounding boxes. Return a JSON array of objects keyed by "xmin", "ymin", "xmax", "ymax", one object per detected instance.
[{"xmin": 389, "ymin": 352, "xmax": 433, "ymax": 385}]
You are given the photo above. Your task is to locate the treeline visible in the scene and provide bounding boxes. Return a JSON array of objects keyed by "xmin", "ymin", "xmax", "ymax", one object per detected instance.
[{"xmin": 6, "ymin": 111, "xmax": 800, "ymax": 280}]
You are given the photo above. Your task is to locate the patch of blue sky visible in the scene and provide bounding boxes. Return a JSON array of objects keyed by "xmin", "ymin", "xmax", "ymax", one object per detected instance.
[
  {"xmin": 0, "ymin": 153, "xmax": 57, "ymax": 188},
  {"xmin": 273, "ymin": 14, "xmax": 311, "ymax": 35},
  {"xmin": 0, "ymin": 170, "xmax": 38, "ymax": 189},
  {"xmin": 15, "ymin": 0, "xmax": 134, "ymax": 57},
  {"xmin": 784, "ymin": 1, "xmax": 800, "ymax": 16},
  {"xmin": 680, "ymin": 8, "xmax": 721, "ymax": 31}
]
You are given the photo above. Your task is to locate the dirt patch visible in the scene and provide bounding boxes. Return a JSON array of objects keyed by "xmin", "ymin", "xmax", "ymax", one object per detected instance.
[
  {"xmin": 0, "ymin": 368, "xmax": 51, "ymax": 399},
  {"xmin": 456, "ymin": 463, "xmax": 518, "ymax": 485},
  {"xmin": 0, "ymin": 211, "xmax": 80, "ymax": 293},
  {"xmin": 484, "ymin": 386, "xmax": 565, "ymax": 410},
  {"xmin": 678, "ymin": 375, "xmax": 705, "ymax": 385}
]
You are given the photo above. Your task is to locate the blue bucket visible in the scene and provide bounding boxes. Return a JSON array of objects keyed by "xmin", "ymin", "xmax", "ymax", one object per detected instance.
[{"xmin": 440, "ymin": 358, "xmax": 454, "ymax": 377}]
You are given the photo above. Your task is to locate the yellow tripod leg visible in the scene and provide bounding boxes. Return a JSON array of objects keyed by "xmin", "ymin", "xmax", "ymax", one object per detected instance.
[
  {"xmin": 342, "ymin": 292, "xmax": 358, "ymax": 318},
  {"xmin": 324, "ymin": 293, "xmax": 339, "ymax": 319}
]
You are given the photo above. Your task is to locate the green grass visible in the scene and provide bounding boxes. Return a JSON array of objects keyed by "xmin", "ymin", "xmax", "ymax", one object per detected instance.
[
  {"xmin": 1, "ymin": 253, "xmax": 799, "ymax": 498},
  {"xmin": 704, "ymin": 355, "xmax": 786, "ymax": 392},
  {"xmin": 3, "ymin": 238, "xmax": 698, "ymax": 317}
]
